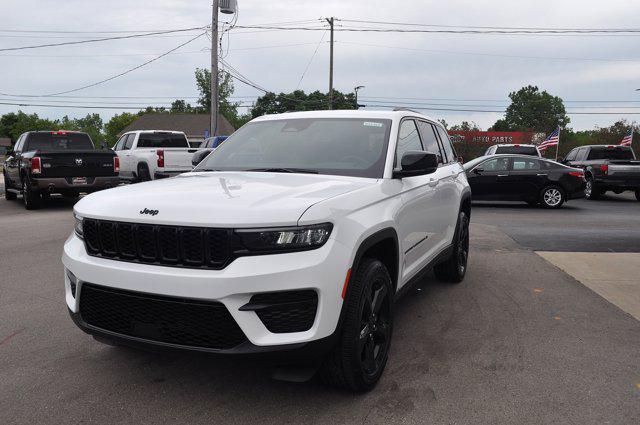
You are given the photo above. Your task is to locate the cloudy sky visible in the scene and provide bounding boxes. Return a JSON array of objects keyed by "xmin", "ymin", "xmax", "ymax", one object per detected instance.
[{"xmin": 1, "ymin": 0, "xmax": 640, "ymax": 131}]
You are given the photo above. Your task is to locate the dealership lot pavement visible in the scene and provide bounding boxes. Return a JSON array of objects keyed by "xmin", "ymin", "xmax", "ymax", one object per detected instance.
[{"xmin": 0, "ymin": 195, "xmax": 639, "ymax": 424}]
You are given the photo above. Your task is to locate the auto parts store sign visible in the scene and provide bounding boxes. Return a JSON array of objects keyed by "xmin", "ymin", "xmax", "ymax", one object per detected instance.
[{"xmin": 448, "ymin": 131, "xmax": 537, "ymax": 144}]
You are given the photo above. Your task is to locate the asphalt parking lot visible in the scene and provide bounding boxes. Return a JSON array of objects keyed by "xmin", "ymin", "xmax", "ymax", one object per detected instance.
[{"xmin": 1, "ymin": 193, "xmax": 639, "ymax": 424}]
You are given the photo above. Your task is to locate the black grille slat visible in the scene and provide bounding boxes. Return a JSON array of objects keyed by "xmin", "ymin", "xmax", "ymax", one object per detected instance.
[
  {"xmin": 82, "ymin": 219, "xmax": 231, "ymax": 270},
  {"xmin": 79, "ymin": 284, "xmax": 247, "ymax": 350}
]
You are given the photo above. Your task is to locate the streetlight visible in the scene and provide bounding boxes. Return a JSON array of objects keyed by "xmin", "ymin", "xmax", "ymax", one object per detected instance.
[{"xmin": 354, "ymin": 85, "xmax": 365, "ymax": 110}]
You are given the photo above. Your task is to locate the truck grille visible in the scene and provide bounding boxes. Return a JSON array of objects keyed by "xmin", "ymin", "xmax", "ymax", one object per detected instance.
[
  {"xmin": 79, "ymin": 283, "xmax": 247, "ymax": 350},
  {"xmin": 82, "ymin": 219, "xmax": 232, "ymax": 269}
]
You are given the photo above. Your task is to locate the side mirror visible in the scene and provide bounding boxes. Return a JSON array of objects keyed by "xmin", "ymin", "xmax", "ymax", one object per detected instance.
[
  {"xmin": 192, "ymin": 150, "xmax": 210, "ymax": 167},
  {"xmin": 393, "ymin": 151, "xmax": 438, "ymax": 178},
  {"xmin": 473, "ymin": 167, "xmax": 484, "ymax": 175},
  {"xmin": 457, "ymin": 156, "xmax": 464, "ymax": 164}
]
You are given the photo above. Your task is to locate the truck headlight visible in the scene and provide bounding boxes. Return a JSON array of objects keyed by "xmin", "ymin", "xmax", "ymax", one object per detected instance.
[
  {"xmin": 235, "ymin": 223, "xmax": 332, "ymax": 253},
  {"xmin": 74, "ymin": 214, "xmax": 84, "ymax": 239}
]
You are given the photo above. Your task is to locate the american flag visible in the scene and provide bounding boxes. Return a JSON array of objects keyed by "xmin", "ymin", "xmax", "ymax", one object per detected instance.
[
  {"xmin": 619, "ymin": 129, "xmax": 633, "ymax": 146},
  {"xmin": 538, "ymin": 128, "xmax": 560, "ymax": 150}
]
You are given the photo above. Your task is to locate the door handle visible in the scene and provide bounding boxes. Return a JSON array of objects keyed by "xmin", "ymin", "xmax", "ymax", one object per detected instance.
[
  {"xmin": 536, "ymin": 173, "xmax": 548, "ymax": 176},
  {"xmin": 497, "ymin": 174, "xmax": 508, "ymax": 177},
  {"xmin": 428, "ymin": 178, "xmax": 439, "ymax": 187}
]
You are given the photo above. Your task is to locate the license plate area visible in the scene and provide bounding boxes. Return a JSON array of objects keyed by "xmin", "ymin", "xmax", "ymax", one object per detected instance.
[{"xmin": 72, "ymin": 177, "xmax": 87, "ymax": 185}]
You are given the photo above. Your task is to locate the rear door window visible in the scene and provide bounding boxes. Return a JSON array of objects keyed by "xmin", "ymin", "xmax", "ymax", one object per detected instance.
[
  {"xmin": 435, "ymin": 126, "xmax": 456, "ymax": 163},
  {"xmin": 495, "ymin": 146, "xmax": 538, "ymax": 156},
  {"xmin": 587, "ymin": 147, "xmax": 634, "ymax": 160},
  {"xmin": 123, "ymin": 134, "xmax": 135, "ymax": 150},
  {"xmin": 25, "ymin": 132, "xmax": 93, "ymax": 151},
  {"xmin": 511, "ymin": 157, "xmax": 540, "ymax": 171},
  {"xmin": 565, "ymin": 149, "xmax": 577, "ymax": 162},
  {"xmin": 137, "ymin": 133, "xmax": 189, "ymax": 148}
]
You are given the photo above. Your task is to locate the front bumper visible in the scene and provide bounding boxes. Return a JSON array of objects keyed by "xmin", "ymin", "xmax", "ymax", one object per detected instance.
[
  {"xmin": 32, "ymin": 176, "xmax": 119, "ymax": 193},
  {"xmin": 62, "ymin": 232, "xmax": 350, "ymax": 353}
]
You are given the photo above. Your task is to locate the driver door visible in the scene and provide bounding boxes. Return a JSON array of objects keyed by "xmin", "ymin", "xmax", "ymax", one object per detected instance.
[{"xmin": 467, "ymin": 157, "xmax": 510, "ymax": 200}]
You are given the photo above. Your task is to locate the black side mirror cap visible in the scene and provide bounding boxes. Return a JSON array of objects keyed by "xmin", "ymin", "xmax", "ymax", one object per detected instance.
[
  {"xmin": 393, "ymin": 151, "xmax": 438, "ymax": 178},
  {"xmin": 473, "ymin": 167, "xmax": 484, "ymax": 175},
  {"xmin": 192, "ymin": 150, "xmax": 210, "ymax": 166}
]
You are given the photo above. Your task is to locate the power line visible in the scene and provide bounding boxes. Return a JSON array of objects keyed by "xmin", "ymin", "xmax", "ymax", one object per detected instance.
[
  {"xmin": 0, "ymin": 26, "xmax": 207, "ymax": 52},
  {"xmin": 0, "ymin": 32, "xmax": 207, "ymax": 97},
  {"xmin": 296, "ymin": 31, "xmax": 327, "ymax": 89},
  {"xmin": 361, "ymin": 104, "xmax": 640, "ymax": 115},
  {"xmin": 338, "ymin": 41, "xmax": 640, "ymax": 63}
]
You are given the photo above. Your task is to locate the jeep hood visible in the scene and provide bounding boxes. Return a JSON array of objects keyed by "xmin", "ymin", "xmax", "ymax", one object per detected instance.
[{"xmin": 74, "ymin": 171, "xmax": 376, "ymax": 227}]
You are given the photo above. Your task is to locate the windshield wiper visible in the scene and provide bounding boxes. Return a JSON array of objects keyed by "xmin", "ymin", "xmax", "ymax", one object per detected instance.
[{"xmin": 244, "ymin": 167, "xmax": 318, "ymax": 174}]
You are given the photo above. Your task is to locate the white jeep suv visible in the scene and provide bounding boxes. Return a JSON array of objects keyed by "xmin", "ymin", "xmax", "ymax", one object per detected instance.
[{"xmin": 63, "ymin": 110, "xmax": 471, "ymax": 391}]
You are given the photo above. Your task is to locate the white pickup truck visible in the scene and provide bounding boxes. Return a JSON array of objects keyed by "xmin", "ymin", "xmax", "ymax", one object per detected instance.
[{"xmin": 112, "ymin": 130, "xmax": 197, "ymax": 181}]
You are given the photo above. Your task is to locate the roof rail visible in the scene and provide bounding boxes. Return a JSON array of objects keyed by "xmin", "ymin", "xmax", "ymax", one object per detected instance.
[{"xmin": 392, "ymin": 107, "xmax": 422, "ymax": 114}]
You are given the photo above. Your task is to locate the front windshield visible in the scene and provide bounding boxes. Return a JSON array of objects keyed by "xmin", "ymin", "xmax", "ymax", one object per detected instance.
[{"xmin": 195, "ymin": 118, "xmax": 392, "ymax": 178}]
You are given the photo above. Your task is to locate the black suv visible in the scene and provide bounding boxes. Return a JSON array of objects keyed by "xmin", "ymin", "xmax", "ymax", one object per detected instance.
[
  {"xmin": 562, "ymin": 145, "xmax": 640, "ymax": 200},
  {"xmin": 3, "ymin": 131, "xmax": 120, "ymax": 209}
]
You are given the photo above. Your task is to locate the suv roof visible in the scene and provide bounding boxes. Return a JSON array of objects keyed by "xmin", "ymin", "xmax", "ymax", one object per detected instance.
[
  {"xmin": 253, "ymin": 109, "xmax": 442, "ymax": 125},
  {"xmin": 493, "ymin": 144, "xmax": 536, "ymax": 148},
  {"xmin": 583, "ymin": 144, "xmax": 631, "ymax": 149}
]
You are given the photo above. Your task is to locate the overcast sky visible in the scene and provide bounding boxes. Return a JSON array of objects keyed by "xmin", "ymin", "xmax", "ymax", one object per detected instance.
[{"xmin": 2, "ymin": 0, "xmax": 640, "ymax": 131}]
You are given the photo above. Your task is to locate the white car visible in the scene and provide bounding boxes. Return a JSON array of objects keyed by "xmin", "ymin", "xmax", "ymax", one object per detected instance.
[
  {"xmin": 112, "ymin": 130, "xmax": 197, "ymax": 181},
  {"xmin": 484, "ymin": 144, "xmax": 542, "ymax": 157},
  {"xmin": 63, "ymin": 110, "xmax": 471, "ymax": 391}
]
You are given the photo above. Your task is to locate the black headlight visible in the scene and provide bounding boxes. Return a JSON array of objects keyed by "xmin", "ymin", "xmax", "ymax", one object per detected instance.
[
  {"xmin": 74, "ymin": 214, "xmax": 84, "ymax": 239},
  {"xmin": 235, "ymin": 223, "xmax": 333, "ymax": 253}
]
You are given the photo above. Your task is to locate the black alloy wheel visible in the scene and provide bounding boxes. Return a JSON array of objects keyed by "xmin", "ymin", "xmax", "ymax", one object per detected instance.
[
  {"xmin": 22, "ymin": 179, "xmax": 41, "ymax": 210},
  {"xmin": 584, "ymin": 177, "xmax": 600, "ymax": 200},
  {"xmin": 320, "ymin": 258, "xmax": 393, "ymax": 392},
  {"xmin": 434, "ymin": 211, "xmax": 470, "ymax": 283}
]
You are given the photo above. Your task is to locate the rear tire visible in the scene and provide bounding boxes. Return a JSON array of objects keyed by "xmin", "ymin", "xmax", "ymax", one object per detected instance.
[
  {"xmin": 4, "ymin": 171, "xmax": 17, "ymax": 200},
  {"xmin": 137, "ymin": 164, "xmax": 151, "ymax": 182},
  {"xmin": 320, "ymin": 258, "xmax": 393, "ymax": 392},
  {"xmin": 540, "ymin": 185, "xmax": 565, "ymax": 209},
  {"xmin": 635, "ymin": 190, "xmax": 640, "ymax": 202},
  {"xmin": 434, "ymin": 211, "xmax": 470, "ymax": 283},
  {"xmin": 22, "ymin": 179, "xmax": 41, "ymax": 210},
  {"xmin": 584, "ymin": 177, "xmax": 600, "ymax": 200}
]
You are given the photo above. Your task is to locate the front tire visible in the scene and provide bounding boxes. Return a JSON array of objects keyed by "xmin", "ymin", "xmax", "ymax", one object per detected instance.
[
  {"xmin": 3, "ymin": 171, "xmax": 17, "ymax": 200},
  {"xmin": 540, "ymin": 185, "xmax": 565, "ymax": 209},
  {"xmin": 320, "ymin": 258, "xmax": 393, "ymax": 392},
  {"xmin": 434, "ymin": 211, "xmax": 470, "ymax": 283},
  {"xmin": 635, "ymin": 190, "xmax": 640, "ymax": 202},
  {"xmin": 137, "ymin": 164, "xmax": 151, "ymax": 182},
  {"xmin": 22, "ymin": 179, "xmax": 41, "ymax": 210}
]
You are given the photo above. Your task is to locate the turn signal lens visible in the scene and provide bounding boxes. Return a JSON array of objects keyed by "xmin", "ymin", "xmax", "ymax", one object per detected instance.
[
  {"xmin": 568, "ymin": 171, "xmax": 584, "ymax": 178},
  {"xmin": 113, "ymin": 156, "xmax": 120, "ymax": 173},
  {"xmin": 31, "ymin": 157, "xmax": 42, "ymax": 174},
  {"xmin": 74, "ymin": 213, "xmax": 84, "ymax": 239},
  {"xmin": 600, "ymin": 164, "xmax": 608, "ymax": 175},
  {"xmin": 157, "ymin": 149, "xmax": 165, "ymax": 168}
]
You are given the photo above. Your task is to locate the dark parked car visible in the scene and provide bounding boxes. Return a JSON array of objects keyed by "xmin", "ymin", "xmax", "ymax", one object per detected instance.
[
  {"xmin": 3, "ymin": 131, "xmax": 119, "ymax": 209},
  {"xmin": 484, "ymin": 144, "xmax": 541, "ymax": 157},
  {"xmin": 464, "ymin": 154, "xmax": 586, "ymax": 208},
  {"xmin": 191, "ymin": 135, "xmax": 228, "ymax": 166},
  {"xmin": 561, "ymin": 145, "xmax": 640, "ymax": 201}
]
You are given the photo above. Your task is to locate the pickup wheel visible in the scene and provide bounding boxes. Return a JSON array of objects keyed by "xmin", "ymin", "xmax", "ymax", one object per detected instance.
[
  {"xmin": 635, "ymin": 190, "xmax": 640, "ymax": 202},
  {"xmin": 137, "ymin": 164, "xmax": 151, "ymax": 182},
  {"xmin": 3, "ymin": 171, "xmax": 17, "ymax": 200},
  {"xmin": 434, "ymin": 211, "xmax": 470, "ymax": 283},
  {"xmin": 22, "ymin": 179, "xmax": 41, "ymax": 210},
  {"xmin": 540, "ymin": 185, "xmax": 565, "ymax": 209},
  {"xmin": 320, "ymin": 258, "xmax": 393, "ymax": 392},
  {"xmin": 584, "ymin": 177, "xmax": 600, "ymax": 200}
]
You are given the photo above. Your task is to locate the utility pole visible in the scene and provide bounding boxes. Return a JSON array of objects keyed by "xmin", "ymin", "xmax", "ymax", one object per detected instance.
[
  {"xmin": 210, "ymin": 0, "xmax": 219, "ymax": 137},
  {"xmin": 325, "ymin": 17, "xmax": 334, "ymax": 110}
]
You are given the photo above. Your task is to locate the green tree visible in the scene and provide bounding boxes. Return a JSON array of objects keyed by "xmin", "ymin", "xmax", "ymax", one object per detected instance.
[
  {"xmin": 170, "ymin": 99, "xmax": 195, "ymax": 113},
  {"xmin": 104, "ymin": 112, "xmax": 143, "ymax": 145},
  {"xmin": 194, "ymin": 68, "xmax": 241, "ymax": 126},
  {"xmin": 449, "ymin": 121, "xmax": 481, "ymax": 132},
  {"xmin": 250, "ymin": 90, "xmax": 356, "ymax": 118},
  {"xmin": 0, "ymin": 111, "xmax": 58, "ymax": 143},
  {"xmin": 491, "ymin": 85, "xmax": 569, "ymax": 132}
]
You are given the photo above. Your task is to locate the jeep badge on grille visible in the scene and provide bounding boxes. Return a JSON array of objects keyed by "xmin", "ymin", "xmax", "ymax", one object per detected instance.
[{"xmin": 140, "ymin": 208, "xmax": 159, "ymax": 216}]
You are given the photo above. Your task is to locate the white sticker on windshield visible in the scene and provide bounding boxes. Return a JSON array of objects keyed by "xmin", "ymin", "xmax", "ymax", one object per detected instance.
[{"xmin": 363, "ymin": 121, "xmax": 383, "ymax": 128}]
